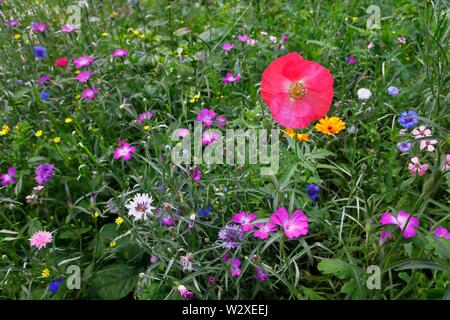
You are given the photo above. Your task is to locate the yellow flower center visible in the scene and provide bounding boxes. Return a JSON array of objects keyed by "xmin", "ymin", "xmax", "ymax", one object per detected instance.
[{"xmin": 288, "ymin": 81, "xmax": 306, "ymax": 100}]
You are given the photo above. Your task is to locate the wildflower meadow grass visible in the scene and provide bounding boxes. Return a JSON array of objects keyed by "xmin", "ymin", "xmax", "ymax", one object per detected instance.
[{"xmin": 0, "ymin": 0, "xmax": 449, "ymax": 301}]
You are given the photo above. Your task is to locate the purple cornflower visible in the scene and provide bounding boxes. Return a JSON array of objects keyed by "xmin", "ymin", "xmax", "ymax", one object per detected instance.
[
  {"xmin": 35, "ymin": 163, "xmax": 55, "ymax": 184},
  {"xmin": 222, "ymin": 42, "xmax": 234, "ymax": 51},
  {"xmin": 190, "ymin": 167, "xmax": 202, "ymax": 181},
  {"xmin": 230, "ymin": 258, "xmax": 241, "ymax": 277},
  {"xmin": 160, "ymin": 214, "xmax": 174, "ymax": 226},
  {"xmin": 388, "ymin": 86, "xmax": 399, "ymax": 96},
  {"xmin": 398, "ymin": 110, "xmax": 419, "ymax": 129},
  {"xmin": 1, "ymin": 167, "xmax": 16, "ymax": 186},
  {"xmin": 281, "ymin": 34, "xmax": 289, "ymax": 42},
  {"xmin": 218, "ymin": 224, "xmax": 243, "ymax": 249},
  {"xmin": 305, "ymin": 183, "xmax": 320, "ymax": 201},
  {"xmin": 196, "ymin": 108, "xmax": 216, "ymax": 126},
  {"xmin": 37, "ymin": 75, "xmax": 51, "ymax": 86},
  {"xmin": 397, "ymin": 141, "xmax": 411, "ymax": 153},
  {"xmin": 34, "ymin": 46, "xmax": 46, "ymax": 59},
  {"xmin": 255, "ymin": 268, "xmax": 269, "ymax": 282}
]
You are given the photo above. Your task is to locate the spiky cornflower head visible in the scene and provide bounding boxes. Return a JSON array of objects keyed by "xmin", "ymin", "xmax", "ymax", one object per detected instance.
[
  {"xmin": 73, "ymin": 56, "xmax": 94, "ymax": 68},
  {"xmin": 177, "ymin": 285, "xmax": 194, "ymax": 299},
  {"xmin": 31, "ymin": 21, "xmax": 49, "ymax": 32},
  {"xmin": 387, "ymin": 86, "xmax": 399, "ymax": 96},
  {"xmin": 218, "ymin": 224, "xmax": 243, "ymax": 249},
  {"xmin": 196, "ymin": 108, "xmax": 216, "ymax": 126},
  {"xmin": 76, "ymin": 70, "xmax": 91, "ymax": 83},
  {"xmin": 397, "ymin": 141, "xmax": 411, "ymax": 153},
  {"xmin": 281, "ymin": 33, "xmax": 289, "ymax": 42},
  {"xmin": 37, "ymin": 75, "xmax": 51, "ymax": 86},
  {"xmin": 398, "ymin": 110, "xmax": 419, "ymax": 129},
  {"xmin": 223, "ymin": 72, "xmax": 241, "ymax": 83},
  {"xmin": 196, "ymin": 205, "xmax": 212, "ymax": 217},
  {"xmin": 112, "ymin": 48, "xmax": 129, "ymax": 58},
  {"xmin": 160, "ymin": 214, "xmax": 174, "ymax": 226},
  {"xmin": 48, "ymin": 278, "xmax": 64, "ymax": 294},
  {"xmin": 221, "ymin": 41, "xmax": 234, "ymax": 51},
  {"xmin": 305, "ymin": 183, "xmax": 320, "ymax": 201},
  {"xmin": 29, "ymin": 231, "xmax": 53, "ymax": 250},
  {"xmin": 357, "ymin": 88, "xmax": 372, "ymax": 100},
  {"xmin": 255, "ymin": 268, "xmax": 269, "ymax": 282},
  {"xmin": 35, "ymin": 163, "xmax": 55, "ymax": 184},
  {"xmin": 230, "ymin": 258, "xmax": 241, "ymax": 277},
  {"xmin": 1, "ymin": 167, "xmax": 16, "ymax": 186},
  {"xmin": 314, "ymin": 116, "xmax": 346, "ymax": 135},
  {"xmin": 33, "ymin": 46, "xmax": 46, "ymax": 59},
  {"xmin": 125, "ymin": 193, "xmax": 155, "ymax": 221}
]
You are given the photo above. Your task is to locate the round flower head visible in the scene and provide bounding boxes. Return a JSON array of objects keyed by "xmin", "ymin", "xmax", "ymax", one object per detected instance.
[
  {"xmin": 380, "ymin": 210, "xmax": 419, "ymax": 239},
  {"xmin": 398, "ymin": 110, "xmax": 419, "ymax": 129},
  {"xmin": 314, "ymin": 116, "xmax": 345, "ymax": 135},
  {"xmin": 29, "ymin": 231, "xmax": 53, "ymax": 250},
  {"xmin": 387, "ymin": 86, "xmax": 399, "ymax": 96},
  {"xmin": 397, "ymin": 141, "xmax": 411, "ymax": 153},
  {"xmin": 218, "ymin": 224, "xmax": 243, "ymax": 249},
  {"xmin": 34, "ymin": 46, "xmax": 46, "ymax": 59},
  {"xmin": 357, "ymin": 88, "xmax": 372, "ymax": 100},
  {"xmin": 305, "ymin": 183, "xmax": 320, "ymax": 201},
  {"xmin": 125, "ymin": 193, "xmax": 155, "ymax": 221},
  {"xmin": 261, "ymin": 52, "xmax": 334, "ymax": 128},
  {"xmin": 35, "ymin": 163, "xmax": 55, "ymax": 184}
]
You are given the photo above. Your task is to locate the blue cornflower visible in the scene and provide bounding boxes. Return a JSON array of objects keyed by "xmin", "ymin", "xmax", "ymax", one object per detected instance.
[
  {"xmin": 48, "ymin": 278, "xmax": 64, "ymax": 294},
  {"xmin": 40, "ymin": 91, "xmax": 49, "ymax": 100},
  {"xmin": 398, "ymin": 110, "xmax": 419, "ymax": 129},
  {"xmin": 305, "ymin": 183, "xmax": 320, "ymax": 201},
  {"xmin": 387, "ymin": 86, "xmax": 399, "ymax": 96},
  {"xmin": 33, "ymin": 45, "xmax": 46, "ymax": 59},
  {"xmin": 196, "ymin": 205, "xmax": 212, "ymax": 217},
  {"xmin": 397, "ymin": 141, "xmax": 411, "ymax": 153}
]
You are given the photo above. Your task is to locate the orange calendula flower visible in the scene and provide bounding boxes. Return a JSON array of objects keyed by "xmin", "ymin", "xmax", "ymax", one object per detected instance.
[
  {"xmin": 314, "ymin": 116, "xmax": 345, "ymax": 135},
  {"xmin": 283, "ymin": 128, "xmax": 310, "ymax": 142}
]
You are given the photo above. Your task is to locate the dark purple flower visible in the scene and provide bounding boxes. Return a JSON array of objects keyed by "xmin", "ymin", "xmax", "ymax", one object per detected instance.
[
  {"xmin": 35, "ymin": 163, "xmax": 55, "ymax": 184},
  {"xmin": 305, "ymin": 183, "xmax": 320, "ymax": 201},
  {"xmin": 190, "ymin": 167, "xmax": 202, "ymax": 181},
  {"xmin": 37, "ymin": 75, "xmax": 51, "ymax": 86},
  {"xmin": 255, "ymin": 268, "xmax": 268, "ymax": 282},
  {"xmin": 345, "ymin": 56, "xmax": 357, "ymax": 64},
  {"xmin": 34, "ymin": 46, "xmax": 46, "ymax": 59},
  {"xmin": 48, "ymin": 278, "xmax": 64, "ymax": 294}
]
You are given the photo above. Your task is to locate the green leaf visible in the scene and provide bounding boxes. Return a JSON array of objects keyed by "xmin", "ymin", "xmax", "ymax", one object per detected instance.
[
  {"xmin": 91, "ymin": 265, "xmax": 138, "ymax": 300},
  {"xmin": 317, "ymin": 258, "xmax": 352, "ymax": 280}
]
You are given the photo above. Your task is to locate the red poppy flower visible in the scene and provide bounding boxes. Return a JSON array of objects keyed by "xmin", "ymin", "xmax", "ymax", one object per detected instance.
[
  {"xmin": 261, "ymin": 52, "xmax": 334, "ymax": 128},
  {"xmin": 54, "ymin": 57, "xmax": 69, "ymax": 67}
]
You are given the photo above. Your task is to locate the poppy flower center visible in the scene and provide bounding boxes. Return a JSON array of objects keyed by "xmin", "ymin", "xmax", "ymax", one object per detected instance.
[{"xmin": 288, "ymin": 81, "xmax": 306, "ymax": 100}]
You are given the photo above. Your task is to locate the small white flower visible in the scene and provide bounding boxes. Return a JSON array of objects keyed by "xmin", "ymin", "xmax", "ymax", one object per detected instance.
[
  {"xmin": 125, "ymin": 193, "xmax": 155, "ymax": 221},
  {"xmin": 357, "ymin": 88, "xmax": 372, "ymax": 100}
]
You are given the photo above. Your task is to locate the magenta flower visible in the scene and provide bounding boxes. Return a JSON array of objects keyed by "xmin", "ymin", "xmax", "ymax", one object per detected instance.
[
  {"xmin": 81, "ymin": 87, "xmax": 99, "ymax": 99},
  {"xmin": 6, "ymin": 19, "xmax": 20, "ymax": 26},
  {"xmin": 202, "ymin": 131, "xmax": 219, "ymax": 145},
  {"xmin": 222, "ymin": 42, "xmax": 234, "ymax": 51},
  {"xmin": 29, "ymin": 231, "xmax": 53, "ymax": 250},
  {"xmin": 253, "ymin": 222, "xmax": 277, "ymax": 239},
  {"xmin": 397, "ymin": 36, "xmax": 406, "ymax": 44},
  {"xmin": 433, "ymin": 226, "xmax": 450, "ymax": 240},
  {"xmin": 76, "ymin": 70, "xmax": 91, "ymax": 83},
  {"xmin": 137, "ymin": 111, "xmax": 153, "ymax": 123},
  {"xmin": 223, "ymin": 72, "xmax": 241, "ymax": 84},
  {"xmin": 270, "ymin": 207, "xmax": 309, "ymax": 239},
  {"xmin": 419, "ymin": 139, "xmax": 438, "ymax": 152},
  {"xmin": 60, "ymin": 24, "xmax": 77, "ymax": 33},
  {"xmin": 255, "ymin": 268, "xmax": 269, "ymax": 282},
  {"xmin": 31, "ymin": 21, "xmax": 49, "ymax": 32},
  {"xmin": 379, "ymin": 230, "xmax": 392, "ymax": 245},
  {"xmin": 216, "ymin": 116, "xmax": 227, "ymax": 128},
  {"xmin": 196, "ymin": 108, "xmax": 216, "ymax": 126},
  {"xmin": 112, "ymin": 48, "xmax": 129, "ymax": 58},
  {"xmin": 1, "ymin": 167, "xmax": 16, "ymax": 186},
  {"xmin": 232, "ymin": 211, "xmax": 256, "ymax": 232},
  {"xmin": 345, "ymin": 56, "xmax": 357, "ymax": 64},
  {"xmin": 73, "ymin": 56, "xmax": 94, "ymax": 68},
  {"xmin": 230, "ymin": 258, "xmax": 241, "ymax": 277},
  {"xmin": 408, "ymin": 157, "xmax": 429, "ymax": 176},
  {"xmin": 380, "ymin": 210, "xmax": 420, "ymax": 239},
  {"xmin": 190, "ymin": 167, "xmax": 202, "ymax": 181},
  {"xmin": 175, "ymin": 128, "xmax": 189, "ymax": 138},
  {"xmin": 177, "ymin": 285, "xmax": 194, "ymax": 299},
  {"xmin": 237, "ymin": 34, "xmax": 249, "ymax": 42},
  {"xmin": 412, "ymin": 126, "xmax": 431, "ymax": 139},
  {"xmin": 160, "ymin": 215, "xmax": 174, "ymax": 226},
  {"xmin": 442, "ymin": 154, "xmax": 450, "ymax": 172},
  {"xmin": 113, "ymin": 140, "xmax": 136, "ymax": 161},
  {"xmin": 35, "ymin": 163, "xmax": 54, "ymax": 184}
]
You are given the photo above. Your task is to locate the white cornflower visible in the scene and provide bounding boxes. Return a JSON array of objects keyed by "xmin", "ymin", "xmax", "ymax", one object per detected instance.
[
  {"xmin": 125, "ymin": 193, "xmax": 155, "ymax": 221},
  {"xmin": 357, "ymin": 88, "xmax": 372, "ymax": 100}
]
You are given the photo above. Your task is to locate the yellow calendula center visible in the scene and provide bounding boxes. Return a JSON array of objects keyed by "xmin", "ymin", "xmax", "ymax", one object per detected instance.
[{"xmin": 288, "ymin": 81, "xmax": 306, "ymax": 100}]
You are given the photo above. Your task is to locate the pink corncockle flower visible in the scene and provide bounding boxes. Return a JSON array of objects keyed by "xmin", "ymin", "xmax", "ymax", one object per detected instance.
[
  {"xmin": 246, "ymin": 38, "xmax": 257, "ymax": 46},
  {"xmin": 230, "ymin": 258, "xmax": 241, "ymax": 277},
  {"xmin": 255, "ymin": 268, "xmax": 269, "ymax": 282},
  {"xmin": 113, "ymin": 140, "xmax": 136, "ymax": 160},
  {"xmin": 442, "ymin": 154, "xmax": 450, "ymax": 172},
  {"xmin": 6, "ymin": 19, "xmax": 21, "ymax": 26},
  {"xmin": 112, "ymin": 48, "xmax": 129, "ymax": 58},
  {"xmin": 196, "ymin": 108, "xmax": 216, "ymax": 126},
  {"xmin": 190, "ymin": 167, "xmax": 201, "ymax": 181},
  {"xmin": 29, "ymin": 231, "xmax": 53, "ymax": 250},
  {"xmin": 432, "ymin": 226, "xmax": 450, "ymax": 240},
  {"xmin": 408, "ymin": 157, "xmax": 429, "ymax": 176},
  {"xmin": 60, "ymin": 24, "xmax": 77, "ymax": 33},
  {"xmin": 202, "ymin": 131, "xmax": 219, "ymax": 145},
  {"xmin": 253, "ymin": 222, "xmax": 277, "ymax": 239},
  {"xmin": 346, "ymin": 56, "xmax": 357, "ymax": 64},
  {"xmin": 76, "ymin": 70, "xmax": 91, "ymax": 83},
  {"xmin": 399, "ymin": 128, "xmax": 408, "ymax": 136},
  {"xmin": 73, "ymin": 56, "xmax": 94, "ymax": 68},
  {"xmin": 419, "ymin": 139, "xmax": 438, "ymax": 152},
  {"xmin": 397, "ymin": 36, "xmax": 406, "ymax": 44},
  {"xmin": 232, "ymin": 211, "xmax": 256, "ymax": 232},
  {"xmin": 237, "ymin": 34, "xmax": 249, "ymax": 42},
  {"xmin": 412, "ymin": 126, "xmax": 431, "ymax": 139},
  {"xmin": 380, "ymin": 210, "xmax": 420, "ymax": 239},
  {"xmin": 270, "ymin": 207, "xmax": 309, "ymax": 239},
  {"xmin": 177, "ymin": 285, "xmax": 194, "ymax": 299},
  {"xmin": 137, "ymin": 111, "xmax": 153, "ymax": 123},
  {"xmin": 81, "ymin": 87, "xmax": 99, "ymax": 99},
  {"xmin": 175, "ymin": 128, "xmax": 189, "ymax": 138},
  {"xmin": 379, "ymin": 230, "xmax": 392, "ymax": 245},
  {"xmin": 31, "ymin": 21, "xmax": 49, "ymax": 32},
  {"xmin": 1, "ymin": 167, "xmax": 16, "ymax": 186},
  {"xmin": 222, "ymin": 42, "xmax": 234, "ymax": 51},
  {"xmin": 223, "ymin": 72, "xmax": 241, "ymax": 83},
  {"xmin": 215, "ymin": 116, "xmax": 227, "ymax": 128},
  {"xmin": 281, "ymin": 34, "xmax": 289, "ymax": 42}
]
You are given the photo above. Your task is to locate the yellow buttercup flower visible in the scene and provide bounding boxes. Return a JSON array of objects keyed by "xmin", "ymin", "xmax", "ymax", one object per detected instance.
[
  {"xmin": 282, "ymin": 128, "xmax": 310, "ymax": 142},
  {"xmin": 35, "ymin": 130, "xmax": 43, "ymax": 137},
  {"xmin": 53, "ymin": 137, "xmax": 61, "ymax": 143},
  {"xmin": 14, "ymin": 34, "xmax": 21, "ymax": 40},
  {"xmin": 65, "ymin": 117, "xmax": 73, "ymax": 124},
  {"xmin": 314, "ymin": 116, "xmax": 346, "ymax": 135},
  {"xmin": 115, "ymin": 216, "xmax": 124, "ymax": 225},
  {"xmin": 101, "ymin": 32, "xmax": 109, "ymax": 37},
  {"xmin": 0, "ymin": 124, "xmax": 10, "ymax": 136},
  {"xmin": 109, "ymin": 241, "xmax": 117, "ymax": 248},
  {"xmin": 93, "ymin": 211, "xmax": 100, "ymax": 220},
  {"xmin": 143, "ymin": 125, "xmax": 150, "ymax": 131},
  {"xmin": 352, "ymin": 16, "xmax": 359, "ymax": 22},
  {"xmin": 41, "ymin": 268, "xmax": 50, "ymax": 278}
]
